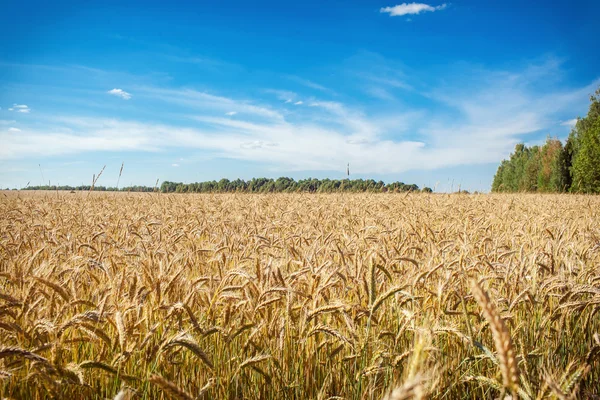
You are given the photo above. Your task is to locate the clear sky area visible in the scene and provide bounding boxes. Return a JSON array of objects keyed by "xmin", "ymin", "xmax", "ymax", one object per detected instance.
[{"xmin": 1, "ymin": 0, "xmax": 599, "ymax": 191}]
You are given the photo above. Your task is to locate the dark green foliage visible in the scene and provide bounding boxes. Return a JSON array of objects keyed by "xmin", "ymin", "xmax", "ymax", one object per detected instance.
[
  {"xmin": 570, "ymin": 88, "xmax": 600, "ymax": 193},
  {"xmin": 21, "ymin": 178, "xmax": 424, "ymax": 194},
  {"xmin": 159, "ymin": 178, "xmax": 422, "ymax": 193},
  {"xmin": 22, "ymin": 184, "xmax": 157, "ymax": 192},
  {"xmin": 522, "ymin": 145, "xmax": 541, "ymax": 191},
  {"xmin": 492, "ymin": 86, "xmax": 600, "ymax": 193},
  {"xmin": 492, "ymin": 143, "xmax": 543, "ymax": 192}
]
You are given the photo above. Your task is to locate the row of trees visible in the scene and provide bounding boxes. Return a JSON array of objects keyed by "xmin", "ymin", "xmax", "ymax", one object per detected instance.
[
  {"xmin": 20, "ymin": 179, "xmax": 430, "ymax": 193},
  {"xmin": 22, "ymin": 185, "xmax": 157, "ymax": 192},
  {"xmin": 160, "ymin": 178, "xmax": 430, "ymax": 193},
  {"xmin": 492, "ymin": 87, "xmax": 600, "ymax": 193}
]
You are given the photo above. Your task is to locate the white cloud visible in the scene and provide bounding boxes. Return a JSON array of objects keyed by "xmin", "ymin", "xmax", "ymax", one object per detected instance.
[
  {"xmin": 1, "ymin": 60, "xmax": 596, "ymax": 179},
  {"xmin": 346, "ymin": 138, "xmax": 371, "ymax": 145},
  {"xmin": 286, "ymin": 76, "xmax": 335, "ymax": 94},
  {"xmin": 240, "ymin": 141, "xmax": 279, "ymax": 149},
  {"xmin": 107, "ymin": 88, "xmax": 132, "ymax": 100},
  {"xmin": 225, "ymin": 111, "xmax": 237, "ymax": 116},
  {"xmin": 265, "ymin": 89, "xmax": 298, "ymax": 103},
  {"xmin": 0, "ymin": 102, "xmax": 468, "ymax": 172},
  {"xmin": 171, "ymin": 163, "xmax": 180, "ymax": 167},
  {"xmin": 9, "ymin": 104, "xmax": 31, "ymax": 113},
  {"xmin": 560, "ymin": 118, "xmax": 578, "ymax": 126},
  {"xmin": 419, "ymin": 61, "xmax": 600, "ymax": 161},
  {"xmin": 294, "ymin": 101, "xmax": 304, "ymax": 105},
  {"xmin": 380, "ymin": 3, "xmax": 447, "ymax": 16},
  {"xmin": 364, "ymin": 86, "xmax": 395, "ymax": 101},
  {"xmin": 138, "ymin": 86, "xmax": 283, "ymax": 122},
  {"xmin": 8, "ymin": 127, "xmax": 21, "ymax": 132},
  {"xmin": 371, "ymin": 76, "xmax": 412, "ymax": 91}
]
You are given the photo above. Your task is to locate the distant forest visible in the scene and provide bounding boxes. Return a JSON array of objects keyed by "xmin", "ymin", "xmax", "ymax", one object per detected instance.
[
  {"xmin": 160, "ymin": 178, "xmax": 429, "ymax": 193},
  {"xmin": 492, "ymin": 87, "xmax": 600, "ymax": 193},
  {"xmin": 20, "ymin": 185, "xmax": 157, "ymax": 192},
  {"xmin": 21, "ymin": 178, "xmax": 432, "ymax": 193}
]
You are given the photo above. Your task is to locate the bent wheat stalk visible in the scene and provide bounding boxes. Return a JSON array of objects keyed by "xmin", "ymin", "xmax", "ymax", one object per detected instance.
[{"xmin": 470, "ymin": 279, "xmax": 519, "ymax": 397}]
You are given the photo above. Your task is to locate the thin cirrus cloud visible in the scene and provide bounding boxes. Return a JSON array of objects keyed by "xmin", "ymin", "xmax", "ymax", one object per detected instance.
[
  {"xmin": 380, "ymin": 3, "xmax": 447, "ymax": 17},
  {"xmin": 285, "ymin": 75, "xmax": 335, "ymax": 95},
  {"xmin": 0, "ymin": 59, "xmax": 596, "ymax": 178},
  {"xmin": 107, "ymin": 88, "xmax": 132, "ymax": 100},
  {"xmin": 8, "ymin": 127, "xmax": 21, "ymax": 132},
  {"xmin": 264, "ymin": 89, "xmax": 297, "ymax": 104},
  {"xmin": 560, "ymin": 118, "xmax": 578, "ymax": 126},
  {"xmin": 137, "ymin": 86, "xmax": 284, "ymax": 122}
]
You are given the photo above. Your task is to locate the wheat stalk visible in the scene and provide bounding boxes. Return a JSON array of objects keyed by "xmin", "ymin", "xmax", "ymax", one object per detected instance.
[{"xmin": 470, "ymin": 279, "xmax": 519, "ymax": 396}]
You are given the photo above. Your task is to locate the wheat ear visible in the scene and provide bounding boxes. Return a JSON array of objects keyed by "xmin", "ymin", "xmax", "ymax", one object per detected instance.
[{"xmin": 470, "ymin": 279, "xmax": 519, "ymax": 397}]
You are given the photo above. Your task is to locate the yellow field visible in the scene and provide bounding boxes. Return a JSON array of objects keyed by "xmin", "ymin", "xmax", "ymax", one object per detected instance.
[{"xmin": 1, "ymin": 192, "xmax": 599, "ymax": 399}]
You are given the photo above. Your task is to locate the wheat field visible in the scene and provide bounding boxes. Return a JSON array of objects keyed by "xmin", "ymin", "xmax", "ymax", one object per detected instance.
[{"xmin": 0, "ymin": 191, "xmax": 599, "ymax": 399}]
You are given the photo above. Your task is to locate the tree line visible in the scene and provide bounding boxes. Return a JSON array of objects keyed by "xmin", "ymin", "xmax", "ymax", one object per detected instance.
[
  {"xmin": 21, "ymin": 185, "xmax": 157, "ymax": 192},
  {"xmin": 160, "ymin": 178, "xmax": 431, "ymax": 193},
  {"xmin": 492, "ymin": 87, "xmax": 600, "ymax": 193},
  {"xmin": 19, "ymin": 179, "xmax": 431, "ymax": 193}
]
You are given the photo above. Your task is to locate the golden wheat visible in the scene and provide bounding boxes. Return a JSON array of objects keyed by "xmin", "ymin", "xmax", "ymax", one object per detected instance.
[{"xmin": 0, "ymin": 191, "xmax": 598, "ymax": 399}]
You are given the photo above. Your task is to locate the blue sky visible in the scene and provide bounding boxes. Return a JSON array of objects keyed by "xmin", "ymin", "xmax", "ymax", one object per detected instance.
[{"xmin": 1, "ymin": 0, "xmax": 599, "ymax": 191}]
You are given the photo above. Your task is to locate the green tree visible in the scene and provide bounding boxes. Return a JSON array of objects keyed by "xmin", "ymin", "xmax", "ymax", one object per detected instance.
[
  {"xmin": 492, "ymin": 160, "xmax": 508, "ymax": 192},
  {"xmin": 537, "ymin": 138, "xmax": 563, "ymax": 192},
  {"xmin": 571, "ymin": 88, "xmax": 600, "ymax": 193},
  {"xmin": 520, "ymin": 145, "xmax": 540, "ymax": 191}
]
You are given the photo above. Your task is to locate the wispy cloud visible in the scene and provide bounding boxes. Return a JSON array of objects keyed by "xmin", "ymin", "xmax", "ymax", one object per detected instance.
[
  {"xmin": 294, "ymin": 101, "xmax": 304, "ymax": 105},
  {"xmin": 560, "ymin": 118, "xmax": 578, "ymax": 126},
  {"xmin": 107, "ymin": 88, "xmax": 132, "ymax": 100},
  {"xmin": 137, "ymin": 86, "xmax": 284, "ymax": 122},
  {"xmin": 345, "ymin": 51, "xmax": 415, "ymax": 100},
  {"xmin": 1, "ymin": 59, "xmax": 596, "ymax": 179},
  {"xmin": 225, "ymin": 111, "xmax": 237, "ymax": 116},
  {"xmin": 8, "ymin": 104, "xmax": 31, "ymax": 113},
  {"xmin": 363, "ymin": 86, "xmax": 395, "ymax": 101},
  {"xmin": 380, "ymin": 3, "xmax": 447, "ymax": 17},
  {"xmin": 240, "ymin": 141, "xmax": 279, "ymax": 149},
  {"xmin": 265, "ymin": 89, "xmax": 297, "ymax": 103},
  {"xmin": 0, "ymin": 114, "xmax": 425, "ymax": 172},
  {"xmin": 420, "ymin": 61, "xmax": 600, "ymax": 156},
  {"xmin": 286, "ymin": 76, "xmax": 335, "ymax": 94},
  {"xmin": 8, "ymin": 127, "xmax": 21, "ymax": 132},
  {"xmin": 371, "ymin": 76, "xmax": 413, "ymax": 91},
  {"xmin": 171, "ymin": 163, "xmax": 180, "ymax": 167}
]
